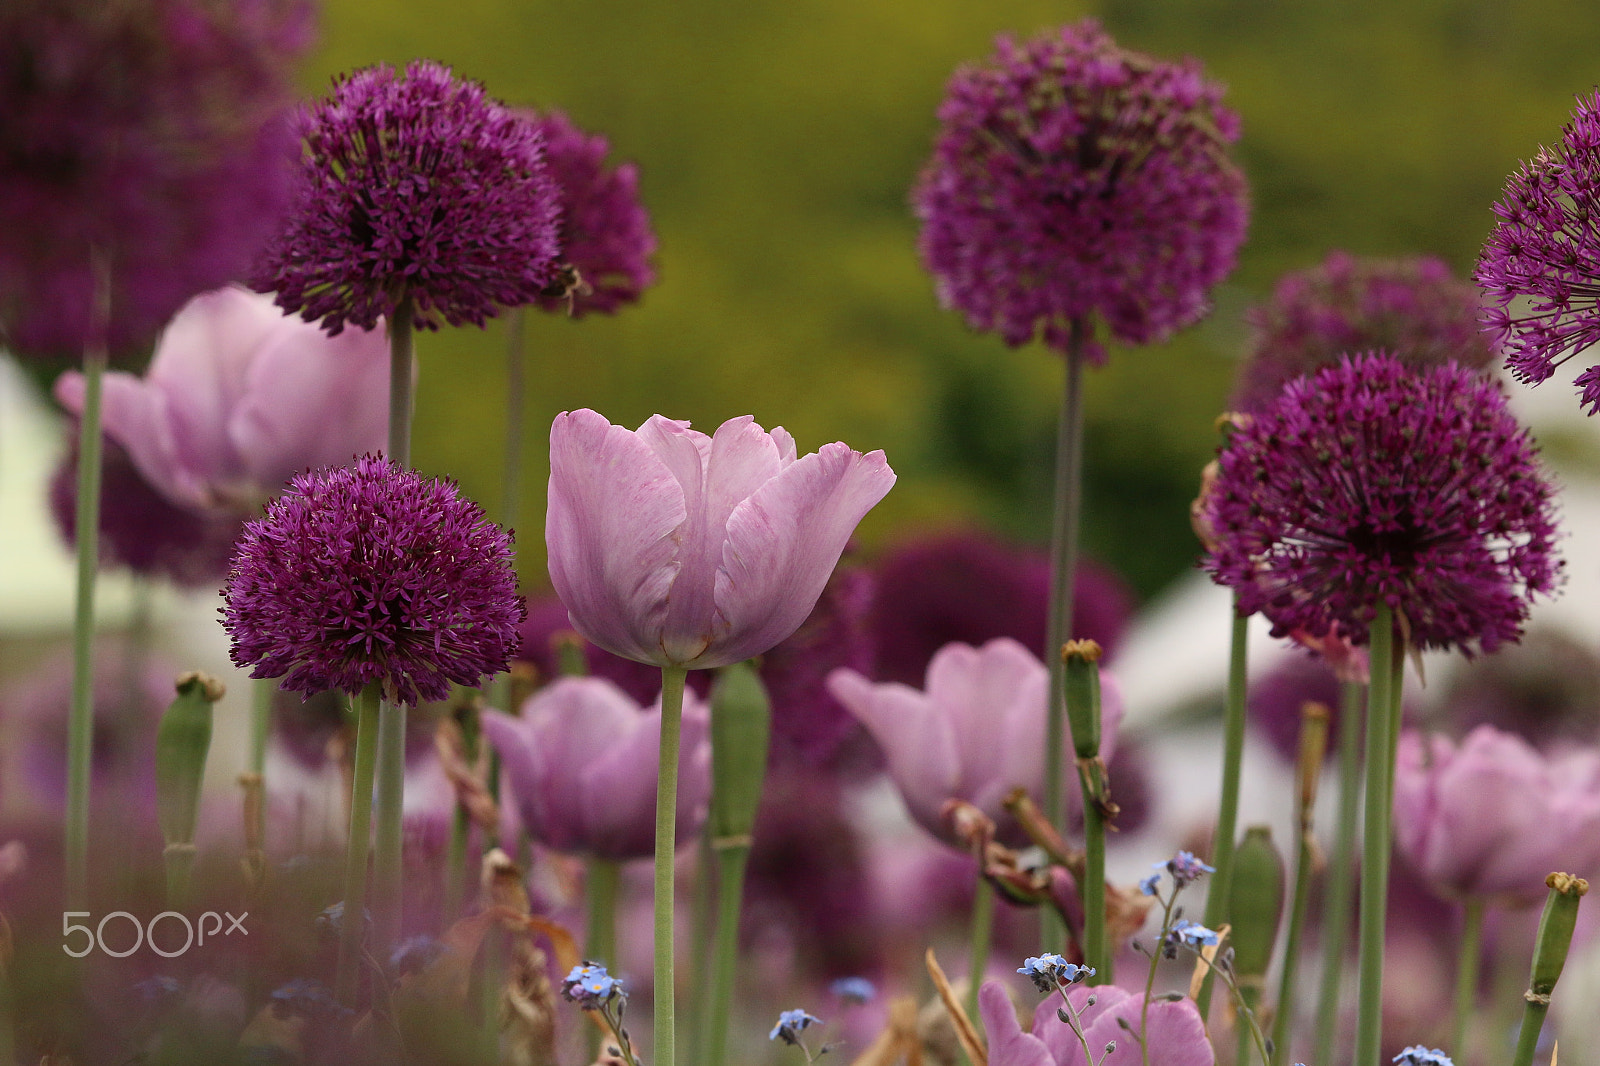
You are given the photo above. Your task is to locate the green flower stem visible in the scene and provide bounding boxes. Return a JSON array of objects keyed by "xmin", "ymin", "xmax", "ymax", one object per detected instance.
[
  {"xmin": 1042, "ymin": 320, "xmax": 1087, "ymax": 949},
  {"xmin": 388, "ymin": 295, "xmax": 415, "ymax": 466},
  {"xmin": 1511, "ymin": 873, "xmax": 1588, "ymax": 1066},
  {"xmin": 1354, "ymin": 603, "xmax": 1399, "ymax": 1066},
  {"xmin": 1450, "ymin": 898, "xmax": 1485, "ymax": 1057},
  {"xmin": 688, "ymin": 839, "xmax": 717, "ymax": 1066},
  {"xmin": 1235, "ymin": 985, "xmax": 1262, "ymax": 1066},
  {"xmin": 1313, "ymin": 679, "xmax": 1366, "ymax": 1066},
  {"xmin": 705, "ymin": 845, "xmax": 751, "ymax": 1066},
  {"xmin": 1271, "ymin": 704, "xmax": 1328, "ymax": 1064},
  {"xmin": 336, "ymin": 682, "xmax": 382, "ymax": 1005},
  {"xmin": 654, "ymin": 666, "xmax": 689, "ymax": 1066},
  {"xmin": 964, "ymin": 877, "xmax": 996, "ymax": 1029},
  {"xmin": 586, "ymin": 857, "xmax": 621, "ymax": 969},
  {"xmin": 372, "ymin": 699, "xmax": 407, "ymax": 955},
  {"xmin": 1081, "ymin": 791, "xmax": 1107, "ymax": 981},
  {"xmin": 1198, "ymin": 603, "xmax": 1249, "ymax": 1018},
  {"xmin": 1063, "ymin": 641, "xmax": 1109, "ymax": 982},
  {"xmin": 444, "ymin": 706, "xmax": 477, "ymax": 921}
]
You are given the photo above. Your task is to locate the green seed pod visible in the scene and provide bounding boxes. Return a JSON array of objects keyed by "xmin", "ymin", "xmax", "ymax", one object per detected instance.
[
  {"xmin": 1530, "ymin": 872, "xmax": 1589, "ymax": 997},
  {"xmin": 155, "ymin": 671, "xmax": 223, "ymax": 847},
  {"xmin": 1224, "ymin": 825, "xmax": 1284, "ymax": 982},
  {"xmin": 708, "ymin": 660, "xmax": 771, "ymax": 848},
  {"xmin": 1062, "ymin": 640, "xmax": 1103, "ymax": 760}
]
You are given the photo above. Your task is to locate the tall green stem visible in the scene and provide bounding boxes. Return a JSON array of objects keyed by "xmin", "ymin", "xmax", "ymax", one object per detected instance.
[
  {"xmin": 964, "ymin": 878, "xmax": 996, "ymax": 1028},
  {"xmin": 1353, "ymin": 605, "xmax": 1399, "ymax": 1066},
  {"xmin": 587, "ymin": 857, "xmax": 623, "ymax": 1061},
  {"xmin": 1450, "ymin": 899, "xmax": 1485, "ymax": 1057},
  {"xmin": 1313, "ymin": 680, "xmax": 1366, "ymax": 1065},
  {"xmin": 388, "ymin": 296, "xmax": 414, "ymax": 466},
  {"xmin": 1081, "ymin": 793, "xmax": 1107, "ymax": 980},
  {"xmin": 706, "ymin": 846, "xmax": 750, "ymax": 1066},
  {"xmin": 1198, "ymin": 604, "xmax": 1249, "ymax": 1017},
  {"xmin": 654, "ymin": 666, "xmax": 688, "ymax": 1066},
  {"xmin": 336, "ymin": 682, "xmax": 382, "ymax": 1004},
  {"xmin": 1043, "ymin": 321, "xmax": 1087, "ymax": 949},
  {"xmin": 372, "ymin": 700, "xmax": 407, "ymax": 954}
]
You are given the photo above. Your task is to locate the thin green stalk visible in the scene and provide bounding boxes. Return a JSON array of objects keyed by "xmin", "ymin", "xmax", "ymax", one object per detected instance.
[
  {"xmin": 1082, "ymin": 793, "xmax": 1107, "ymax": 981},
  {"xmin": 1198, "ymin": 604, "xmax": 1249, "ymax": 1017},
  {"xmin": 1313, "ymin": 680, "xmax": 1366, "ymax": 1065},
  {"xmin": 654, "ymin": 666, "xmax": 689, "ymax": 1066},
  {"xmin": 1450, "ymin": 899, "xmax": 1485, "ymax": 1057},
  {"xmin": 388, "ymin": 295, "xmax": 414, "ymax": 466},
  {"xmin": 689, "ymin": 836, "xmax": 717, "ymax": 1066},
  {"xmin": 336, "ymin": 682, "xmax": 382, "ymax": 1005},
  {"xmin": 588, "ymin": 857, "xmax": 623, "ymax": 1061},
  {"xmin": 372, "ymin": 700, "xmax": 407, "ymax": 955},
  {"xmin": 1042, "ymin": 321, "xmax": 1087, "ymax": 948},
  {"xmin": 1235, "ymin": 986, "xmax": 1262, "ymax": 1066},
  {"xmin": 705, "ymin": 846, "xmax": 750, "ymax": 1066},
  {"xmin": 964, "ymin": 878, "xmax": 996, "ymax": 1030},
  {"xmin": 443, "ymin": 710, "xmax": 475, "ymax": 921},
  {"xmin": 1271, "ymin": 704, "xmax": 1328, "ymax": 1065},
  {"xmin": 1353, "ymin": 604, "xmax": 1399, "ymax": 1066}
]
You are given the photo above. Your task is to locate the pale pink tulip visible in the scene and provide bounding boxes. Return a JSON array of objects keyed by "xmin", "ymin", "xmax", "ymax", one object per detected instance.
[
  {"xmin": 55, "ymin": 285, "xmax": 389, "ymax": 513},
  {"xmin": 545, "ymin": 408, "xmax": 895, "ymax": 669},
  {"xmin": 979, "ymin": 981, "xmax": 1213, "ymax": 1066}
]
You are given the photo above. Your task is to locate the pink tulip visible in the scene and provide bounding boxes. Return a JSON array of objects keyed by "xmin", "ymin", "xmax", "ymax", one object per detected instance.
[
  {"xmin": 1393, "ymin": 725, "xmax": 1600, "ymax": 906},
  {"xmin": 481, "ymin": 676, "xmax": 712, "ymax": 861},
  {"xmin": 979, "ymin": 981, "xmax": 1213, "ymax": 1066},
  {"xmin": 826, "ymin": 637, "xmax": 1123, "ymax": 844},
  {"xmin": 545, "ymin": 408, "xmax": 895, "ymax": 669},
  {"xmin": 54, "ymin": 285, "xmax": 389, "ymax": 513}
]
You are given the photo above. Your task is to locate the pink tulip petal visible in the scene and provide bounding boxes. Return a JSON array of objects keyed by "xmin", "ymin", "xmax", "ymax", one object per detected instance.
[
  {"xmin": 580, "ymin": 689, "xmax": 711, "ymax": 860},
  {"xmin": 827, "ymin": 667, "xmax": 960, "ymax": 833}
]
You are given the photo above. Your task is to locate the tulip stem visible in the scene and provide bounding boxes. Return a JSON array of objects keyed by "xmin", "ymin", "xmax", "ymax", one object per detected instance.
[
  {"xmin": 655, "ymin": 666, "xmax": 688, "ymax": 1066},
  {"xmin": 1198, "ymin": 603, "xmax": 1249, "ymax": 1018},
  {"xmin": 1450, "ymin": 898, "xmax": 1485, "ymax": 1058},
  {"xmin": 1354, "ymin": 604, "xmax": 1400, "ymax": 1066},
  {"xmin": 336, "ymin": 682, "xmax": 382, "ymax": 1005},
  {"xmin": 372, "ymin": 699, "xmax": 407, "ymax": 957},
  {"xmin": 1313, "ymin": 679, "xmax": 1365, "ymax": 1066},
  {"xmin": 1043, "ymin": 319, "xmax": 1088, "ymax": 950},
  {"xmin": 706, "ymin": 844, "xmax": 751, "ymax": 1066},
  {"xmin": 587, "ymin": 857, "xmax": 621, "ymax": 970},
  {"xmin": 964, "ymin": 877, "xmax": 995, "ymax": 1029}
]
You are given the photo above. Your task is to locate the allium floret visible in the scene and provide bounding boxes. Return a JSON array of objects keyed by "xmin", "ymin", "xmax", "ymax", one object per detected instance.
[
  {"xmin": 1478, "ymin": 90, "xmax": 1600, "ymax": 414},
  {"xmin": 913, "ymin": 19, "xmax": 1248, "ymax": 361},
  {"xmin": 221, "ymin": 455, "xmax": 524, "ymax": 706},
  {"xmin": 252, "ymin": 60, "xmax": 562, "ymax": 335},
  {"xmin": 1202, "ymin": 353, "xmax": 1562, "ymax": 656}
]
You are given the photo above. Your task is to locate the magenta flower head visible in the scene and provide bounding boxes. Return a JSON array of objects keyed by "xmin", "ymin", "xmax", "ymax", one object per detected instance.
[
  {"xmin": 0, "ymin": 0, "xmax": 308, "ymax": 360},
  {"xmin": 546, "ymin": 409, "xmax": 895, "ymax": 669},
  {"xmin": 1393, "ymin": 725, "xmax": 1600, "ymax": 907},
  {"xmin": 525, "ymin": 110, "xmax": 657, "ymax": 317},
  {"xmin": 480, "ymin": 676, "xmax": 711, "ymax": 861},
  {"xmin": 913, "ymin": 19, "xmax": 1248, "ymax": 361},
  {"xmin": 1202, "ymin": 352, "xmax": 1562, "ymax": 655},
  {"xmin": 221, "ymin": 455, "xmax": 523, "ymax": 705},
  {"xmin": 253, "ymin": 60, "xmax": 561, "ymax": 335},
  {"xmin": 1234, "ymin": 251, "xmax": 1493, "ymax": 413},
  {"xmin": 978, "ymin": 980, "xmax": 1212, "ymax": 1066},
  {"xmin": 1478, "ymin": 90, "xmax": 1600, "ymax": 413},
  {"xmin": 826, "ymin": 637, "xmax": 1124, "ymax": 846}
]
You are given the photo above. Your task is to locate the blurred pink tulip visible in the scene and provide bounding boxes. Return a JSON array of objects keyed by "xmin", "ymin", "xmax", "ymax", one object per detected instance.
[
  {"xmin": 826, "ymin": 637, "xmax": 1123, "ymax": 845},
  {"xmin": 1393, "ymin": 725, "xmax": 1600, "ymax": 906},
  {"xmin": 545, "ymin": 408, "xmax": 895, "ymax": 669},
  {"xmin": 55, "ymin": 285, "xmax": 389, "ymax": 513},
  {"xmin": 481, "ymin": 676, "xmax": 712, "ymax": 861},
  {"xmin": 979, "ymin": 981, "xmax": 1213, "ymax": 1066}
]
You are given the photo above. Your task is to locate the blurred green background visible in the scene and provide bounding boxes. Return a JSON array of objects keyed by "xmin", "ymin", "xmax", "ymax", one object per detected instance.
[{"xmin": 305, "ymin": 0, "xmax": 1600, "ymax": 603}]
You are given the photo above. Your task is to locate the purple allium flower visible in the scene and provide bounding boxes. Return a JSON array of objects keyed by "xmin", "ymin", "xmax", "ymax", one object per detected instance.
[
  {"xmin": 1235, "ymin": 251, "xmax": 1493, "ymax": 413},
  {"xmin": 524, "ymin": 110, "xmax": 657, "ymax": 317},
  {"xmin": 980, "ymin": 981, "xmax": 1213, "ymax": 1066},
  {"xmin": 1246, "ymin": 651, "xmax": 1344, "ymax": 764},
  {"xmin": 221, "ymin": 455, "xmax": 524, "ymax": 705},
  {"xmin": 0, "ymin": 0, "xmax": 308, "ymax": 360},
  {"xmin": 769, "ymin": 1008, "xmax": 823, "ymax": 1046},
  {"xmin": 253, "ymin": 60, "xmax": 562, "ymax": 335},
  {"xmin": 913, "ymin": 19, "xmax": 1248, "ymax": 361},
  {"xmin": 1478, "ymin": 91, "xmax": 1600, "ymax": 413},
  {"xmin": 1436, "ymin": 628, "xmax": 1600, "ymax": 747},
  {"xmin": 1202, "ymin": 353, "xmax": 1562, "ymax": 655}
]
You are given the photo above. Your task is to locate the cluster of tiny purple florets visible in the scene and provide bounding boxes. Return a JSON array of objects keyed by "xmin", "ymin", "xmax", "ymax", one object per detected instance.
[
  {"xmin": 527, "ymin": 110, "xmax": 657, "ymax": 317},
  {"xmin": 913, "ymin": 19, "xmax": 1249, "ymax": 361},
  {"xmin": 1477, "ymin": 90, "xmax": 1600, "ymax": 413},
  {"xmin": 1203, "ymin": 353, "xmax": 1562, "ymax": 655},
  {"xmin": 1234, "ymin": 251, "xmax": 1493, "ymax": 413},
  {"xmin": 252, "ymin": 60, "xmax": 562, "ymax": 335},
  {"xmin": 221, "ymin": 455, "xmax": 523, "ymax": 706}
]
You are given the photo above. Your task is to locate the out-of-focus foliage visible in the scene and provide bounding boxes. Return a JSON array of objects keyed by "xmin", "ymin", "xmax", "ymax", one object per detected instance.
[{"xmin": 301, "ymin": 0, "xmax": 1600, "ymax": 600}]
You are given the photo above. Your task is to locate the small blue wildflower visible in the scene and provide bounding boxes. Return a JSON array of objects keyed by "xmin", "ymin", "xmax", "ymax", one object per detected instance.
[
  {"xmin": 133, "ymin": 975, "xmax": 182, "ymax": 1004},
  {"xmin": 1165, "ymin": 919, "xmax": 1221, "ymax": 957},
  {"xmin": 770, "ymin": 1008, "xmax": 824, "ymax": 1046},
  {"xmin": 562, "ymin": 962, "xmax": 623, "ymax": 1009},
  {"xmin": 1393, "ymin": 1048, "xmax": 1454, "ymax": 1066},
  {"xmin": 390, "ymin": 934, "xmax": 445, "ymax": 976},
  {"xmin": 270, "ymin": 977, "xmax": 352, "ymax": 1020},
  {"xmin": 1139, "ymin": 872, "xmax": 1162, "ymax": 896},
  {"xmin": 830, "ymin": 976, "xmax": 876, "ymax": 1005},
  {"xmin": 315, "ymin": 901, "xmax": 371, "ymax": 938},
  {"xmin": 1017, "ymin": 953, "xmax": 1094, "ymax": 992},
  {"xmin": 1166, "ymin": 851, "xmax": 1215, "ymax": 886}
]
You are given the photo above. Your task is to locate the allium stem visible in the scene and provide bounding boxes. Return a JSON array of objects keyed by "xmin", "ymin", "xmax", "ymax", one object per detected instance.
[
  {"xmin": 705, "ymin": 845, "xmax": 750, "ymax": 1066},
  {"xmin": 65, "ymin": 253, "xmax": 111, "ymax": 911},
  {"xmin": 654, "ymin": 665, "xmax": 689, "ymax": 1066},
  {"xmin": 1354, "ymin": 604, "xmax": 1400, "ymax": 1066},
  {"xmin": 1272, "ymin": 704, "xmax": 1329, "ymax": 1065},
  {"xmin": 444, "ymin": 711, "xmax": 475, "ymax": 921},
  {"xmin": 336, "ymin": 681, "xmax": 382, "ymax": 1005},
  {"xmin": 964, "ymin": 877, "xmax": 996, "ymax": 1028},
  {"xmin": 245, "ymin": 676, "xmax": 273, "ymax": 873},
  {"xmin": 372, "ymin": 699, "xmax": 407, "ymax": 955},
  {"xmin": 1313, "ymin": 680, "xmax": 1366, "ymax": 1066},
  {"xmin": 1198, "ymin": 603, "xmax": 1250, "ymax": 1017},
  {"xmin": 1043, "ymin": 319, "xmax": 1087, "ymax": 949},
  {"xmin": 1450, "ymin": 898, "xmax": 1485, "ymax": 1058},
  {"xmin": 388, "ymin": 294, "xmax": 415, "ymax": 466}
]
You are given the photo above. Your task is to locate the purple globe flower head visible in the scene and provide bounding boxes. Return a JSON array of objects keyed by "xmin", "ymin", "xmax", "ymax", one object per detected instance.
[
  {"xmin": 1393, "ymin": 725, "xmax": 1600, "ymax": 907},
  {"xmin": 826, "ymin": 637, "xmax": 1124, "ymax": 847},
  {"xmin": 978, "ymin": 980, "xmax": 1213, "ymax": 1066},
  {"xmin": 1478, "ymin": 90, "xmax": 1600, "ymax": 414},
  {"xmin": 0, "ymin": 0, "xmax": 308, "ymax": 361},
  {"xmin": 523, "ymin": 110, "xmax": 657, "ymax": 317},
  {"xmin": 1435, "ymin": 627, "xmax": 1600, "ymax": 747},
  {"xmin": 221, "ymin": 455, "xmax": 524, "ymax": 706},
  {"xmin": 253, "ymin": 60, "xmax": 562, "ymax": 335},
  {"xmin": 546, "ymin": 409, "xmax": 895, "ymax": 670},
  {"xmin": 913, "ymin": 19, "xmax": 1248, "ymax": 362},
  {"xmin": 869, "ymin": 530, "xmax": 1133, "ymax": 687},
  {"xmin": 1202, "ymin": 352, "xmax": 1563, "ymax": 655},
  {"xmin": 1248, "ymin": 651, "xmax": 1343, "ymax": 764},
  {"xmin": 1234, "ymin": 251, "xmax": 1493, "ymax": 414}
]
